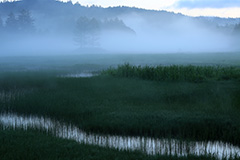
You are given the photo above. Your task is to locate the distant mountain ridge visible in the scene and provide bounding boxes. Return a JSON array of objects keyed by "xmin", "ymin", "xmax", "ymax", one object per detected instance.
[
  {"xmin": 0, "ymin": 0, "xmax": 239, "ymax": 54},
  {"xmin": 0, "ymin": 0, "xmax": 239, "ymax": 27}
]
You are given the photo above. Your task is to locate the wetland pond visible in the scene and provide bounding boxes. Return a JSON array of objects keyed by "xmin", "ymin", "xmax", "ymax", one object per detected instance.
[
  {"xmin": 59, "ymin": 72, "xmax": 97, "ymax": 78},
  {"xmin": 0, "ymin": 112, "xmax": 239, "ymax": 160}
]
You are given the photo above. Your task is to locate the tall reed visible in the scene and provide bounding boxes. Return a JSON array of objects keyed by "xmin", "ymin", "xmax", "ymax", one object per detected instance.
[{"xmin": 103, "ymin": 64, "xmax": 240, "ymax": 82}]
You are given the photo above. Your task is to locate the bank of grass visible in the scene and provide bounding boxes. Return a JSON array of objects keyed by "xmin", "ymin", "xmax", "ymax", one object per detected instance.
[
  {"xmin": 0, "ymin": 66, "xmax": 240, "ymax": 146},
  {"xmin": 103, "ymin": 64, "xmax": 240, "ymax": 82},
  {"xmin": 0, "ymin": 129, "xmax": 219, "ymax": 160}
]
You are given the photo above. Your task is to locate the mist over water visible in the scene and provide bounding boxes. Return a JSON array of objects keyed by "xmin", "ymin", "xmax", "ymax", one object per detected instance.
[
  {"xmin": 0, "ymin": 2, "xmax": 240, "ymax": 160},
  {"xmin": 0, "ymin": 0, "xmax": 239, "ymax": 56}
]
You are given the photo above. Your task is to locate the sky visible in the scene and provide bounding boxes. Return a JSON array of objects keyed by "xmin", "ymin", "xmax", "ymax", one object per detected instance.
[
  {"xmin": 63, "ymin": 0, "xmax": 240, "ymax": 18},
  {"xmin": 1, "ymin": 0, "xmax": 240, "ymax": 18}
]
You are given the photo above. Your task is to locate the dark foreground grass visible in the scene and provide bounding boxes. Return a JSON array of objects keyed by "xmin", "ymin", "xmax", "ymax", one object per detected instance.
[
  {"xmin": 0, "ymin": 129, "xmax": 219, "ymax": 160},
  {"xmin": 103, "ymin": 64, "xmax": 240, "ymax": 82},
  {"xmin": 0, "ymin": 68, "xmax": 240, "ymax": 146}
]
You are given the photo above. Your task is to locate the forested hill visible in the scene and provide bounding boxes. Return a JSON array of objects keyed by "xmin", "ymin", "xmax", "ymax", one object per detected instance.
[
  {"xmin": 0, "ymin": 0, "xmax": 239, "ymax": 54},
  {"xmin": 1, "ymin": 0, "xmax": 240, "ymax": 35},
  {"xmin": 0, "ymin": 0, "xmax": 239, "ymax": 27},
  {"xmin": 0, "ymin": 0, "xmax": 178, "ymax": 18}
]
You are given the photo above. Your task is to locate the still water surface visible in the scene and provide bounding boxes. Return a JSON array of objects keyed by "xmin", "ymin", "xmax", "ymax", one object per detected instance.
[
  {"xmin": 60, "ymin": 72, "xmax": 96, "ymax": 78},
  {"xmin": 0, "ymin": 113, "xmax": 239, "ymax": 159}
]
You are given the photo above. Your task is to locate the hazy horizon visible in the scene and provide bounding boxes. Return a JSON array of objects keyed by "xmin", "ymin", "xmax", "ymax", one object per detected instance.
[
  {"xmin": 1, "ymin": 0, "xmax": 240, "ymax": 18},
  {"xmin": 0, "ymin": 0, "xmax": 240, "ymax": 56}
]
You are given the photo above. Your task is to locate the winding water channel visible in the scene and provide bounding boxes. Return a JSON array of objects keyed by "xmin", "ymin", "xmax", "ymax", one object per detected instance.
[{"xmin": 0, "ymin": 112, "xmax": 239, "ymax": 159}]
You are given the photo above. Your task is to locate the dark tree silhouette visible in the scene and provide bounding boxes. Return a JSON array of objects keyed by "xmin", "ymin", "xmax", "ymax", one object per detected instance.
[
  {"xmin": 235, "ymin": 24, "xmax": 240, "ymax": 33},
  {"xmin": 5, "ymin": 12, "xmax": 18, "ymax": 32},
  {"xmin": 74, "ymin": 16, "xmax": 100, "ymax": 47},
  {"xmin": 0, "ymin": 15, "xmax": 3, "ymax": 30},
  {"xmin": 18, "ymin": 9, "xmax": 35, "ymax": 33},
  {"xmin": 0, "ymin": 15, "xmax": 3, "ymax": 37},
  {"xmin": 102, "ymin": 18, "xmax": 135, "ymax": 34}
]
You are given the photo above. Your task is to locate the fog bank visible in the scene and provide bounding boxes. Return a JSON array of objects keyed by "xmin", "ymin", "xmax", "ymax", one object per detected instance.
[{"xmin": 0, "ymin": 0, "xmax": 239, "ymax": 56}]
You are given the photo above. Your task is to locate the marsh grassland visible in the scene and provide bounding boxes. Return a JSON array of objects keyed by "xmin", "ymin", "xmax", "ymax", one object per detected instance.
[{"xmin": 0, "ymin": 53, "xmax": 240, "ymax": 160}]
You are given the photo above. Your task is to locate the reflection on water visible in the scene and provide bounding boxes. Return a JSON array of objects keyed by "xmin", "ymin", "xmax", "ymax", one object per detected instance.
[
  {"xmin": 60, "ymin": 73, "xmax": 96, "ymax": 78},
  {"xmin": 0, "ymin": 113, "xmax": 239, "ymax": 159}
]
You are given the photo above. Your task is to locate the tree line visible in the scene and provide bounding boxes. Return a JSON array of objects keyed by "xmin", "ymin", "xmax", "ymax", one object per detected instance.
[
  {"xmin": 0, "ymin": 9, "xmax": 135, "ymax": 48},
  {"xmin": 0, "ymin": 9, "xmax": 35, "ymax": 34},
  {"xmin": 74, "ymin": 16, "xmax": 135, "ymax": 47},
  {"xmin": 235, "ymin": 24, "xmax": 240, "ymax": 34}
]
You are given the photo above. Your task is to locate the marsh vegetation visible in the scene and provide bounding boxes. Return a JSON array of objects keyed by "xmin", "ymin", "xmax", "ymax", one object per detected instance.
[
  {"xmin": 1, "ymin": 0, "xmax": 240, "ymax": 159},
  {"xmin": 1, "ymin": 113, "xmax": 240, "ymax": 159},
  {"xmin": 0, "ymin": 54, "xmax": 240, "ymax": 159}
]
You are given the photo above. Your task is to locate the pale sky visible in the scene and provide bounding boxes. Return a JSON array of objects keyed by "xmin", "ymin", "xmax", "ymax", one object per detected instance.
[
  {"xmin": 2, "ymin": 0, "xmax": 240, "ymax": 18},
  {"xmin": 63, "ymin": 0, "xmax": 240, "ymax": 18}
]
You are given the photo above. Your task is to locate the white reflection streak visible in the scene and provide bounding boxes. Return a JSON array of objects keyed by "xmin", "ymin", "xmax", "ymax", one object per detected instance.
[
  {"xmin": 60, "ymin": 73, "xmax": 96, "ymax": 78},
  {"xmin": 0, "ymin": 113, "xmax": 239, "ymax": 160}
]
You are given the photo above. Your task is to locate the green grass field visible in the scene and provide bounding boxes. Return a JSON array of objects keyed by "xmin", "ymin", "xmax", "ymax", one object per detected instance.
[
  {"xmin": 0, "ymin": 128, "xmax": 220, "ymax": 160},
  {"xmin": 1, "ymin": 68, "xmax": 240, "ymax": 144},
  {"xmin": 0, "ymin": 53, "xmax": 240, "ymax": 159},
  {"xmin": 103, "ymin": 63, "xmax": 240, "ymax": 82}
]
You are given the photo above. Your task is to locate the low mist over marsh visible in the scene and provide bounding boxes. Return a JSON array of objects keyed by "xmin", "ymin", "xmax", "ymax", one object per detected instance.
[
  {"xmin": 1, "ymin": 1, "xmax": 240, "ymax": 160},
  {"xmin": 0, "ymin": 0, "xmax": 240, "ymax": 56}
]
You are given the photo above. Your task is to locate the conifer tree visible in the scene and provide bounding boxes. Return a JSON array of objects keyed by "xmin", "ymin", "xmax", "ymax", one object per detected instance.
[
  {"xmin": 0, "ymin": 15, "xmax": 3, "ymax": 31},
  {"xmin": 75, "ymin": 17, "xmax": 100, "ymax": 47},
  {"xmin": 5, "ymin": 12, "xmax": 18, "ymax": 32},
  {"xmin": 18, "ymin": 9, "xmax": 35, "ymax": 33}
]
